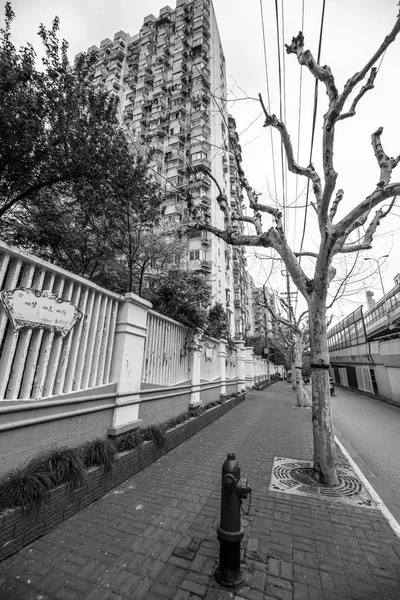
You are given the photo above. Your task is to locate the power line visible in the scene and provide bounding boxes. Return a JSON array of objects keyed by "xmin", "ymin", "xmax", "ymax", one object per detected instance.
[
  {"xmin": 274, "ymin": 0, "xmax": 287, "ymax": 225},
  {"xmin": 298, "ymin": 0, "xmax": 326, "ymax": 261},
  {"xmin": 259, "ymin": 0, "xmax": 278, "ymax": 204}
]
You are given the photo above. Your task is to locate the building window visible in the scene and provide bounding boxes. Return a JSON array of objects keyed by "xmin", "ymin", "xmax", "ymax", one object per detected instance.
[{"xmin": 189, "ymin": 250, "xmax": 200, "ymax": 261}]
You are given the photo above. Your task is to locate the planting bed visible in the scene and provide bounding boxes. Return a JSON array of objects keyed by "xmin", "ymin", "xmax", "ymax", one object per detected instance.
[{"xmin": 0, "ymin": 392, "xmax": 246, "ymax": 562}]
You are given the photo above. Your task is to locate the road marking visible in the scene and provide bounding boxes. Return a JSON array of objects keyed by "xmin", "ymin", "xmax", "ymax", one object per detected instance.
[{"xmin": 335, "ymin": 435, "xmax": 400, "ymax": 539}]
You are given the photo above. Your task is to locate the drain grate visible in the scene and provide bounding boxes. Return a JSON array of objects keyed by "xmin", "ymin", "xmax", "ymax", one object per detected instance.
[{"xmin": 269, "ymin": 456, "xmax": 376, "ymax": 508}]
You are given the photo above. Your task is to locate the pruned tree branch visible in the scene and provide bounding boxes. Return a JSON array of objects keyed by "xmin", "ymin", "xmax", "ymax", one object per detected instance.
[
  {"xmin": 339, "ymin": 14, "xmax": 400, "ymax": 110},
  {"xmin": 259, "ymin": 94, "xmax": 323, "ymax": 206},
  {"xmin": 285, "ymin": 32, "xmax": 339, "ymax": 102},
  {"xmin": 335, "ymin": 199, "xmax": 397, "ymax": 253},
  {"xmin": 329, "ymin": 189, "xmax": 344, "ymax": 222},
  {"xmin": 337, "ymin": 68, "xmax": 377, "ymax": 121},
  {"xmin": 371, "ymin": 127, "xmax": 400, "ymax": 187}
]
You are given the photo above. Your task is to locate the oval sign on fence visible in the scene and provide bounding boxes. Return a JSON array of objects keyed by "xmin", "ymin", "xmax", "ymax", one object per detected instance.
[{"xmin": 0, "ymin": 288, "xmax": 82, "ymax": 338}]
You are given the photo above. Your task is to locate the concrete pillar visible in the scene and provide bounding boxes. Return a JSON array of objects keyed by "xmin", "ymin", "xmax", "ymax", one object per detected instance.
[
  {"xmin": 218, "ymin": 338, "xmax": 227, "ymax": 397},
  {"xmin": 108, "ymin": 292, "xmax": 152, "ymax": 436},
  {"xmin": 189, "ymin": 333, "xmax": 202, "ymax": 407},
  {"xmin": 235, "ymin": 340, "xmax": 246, "ymax": 393},
  {"xmin": 244, "ymin": 347, "xmax": 255, "ymax": 389}
]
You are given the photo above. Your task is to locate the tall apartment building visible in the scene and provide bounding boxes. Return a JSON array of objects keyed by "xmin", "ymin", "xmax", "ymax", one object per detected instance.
[{"xmin": 83, "ymin": 0, "xmax": 251, "ymax": 337}]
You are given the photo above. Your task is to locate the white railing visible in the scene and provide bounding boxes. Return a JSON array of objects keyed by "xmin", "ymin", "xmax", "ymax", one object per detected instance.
[
  {"xmin": 0, "ymin": 241, "xmax": 122, "ymax": 400},
  {"xmin": 142, "ymin": 309, "xmax": 190, "ymax": 386}
]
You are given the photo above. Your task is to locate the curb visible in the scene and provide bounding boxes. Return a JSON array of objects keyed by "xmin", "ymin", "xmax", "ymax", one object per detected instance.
[{"xmin": 334, "ymin": 432, "xmax": 400, "ymax": 539}]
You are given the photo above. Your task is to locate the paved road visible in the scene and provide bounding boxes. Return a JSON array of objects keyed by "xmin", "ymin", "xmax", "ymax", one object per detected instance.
[{"xmin": 330, "ymin": 386, "xmax": 400, "ymax": 523}]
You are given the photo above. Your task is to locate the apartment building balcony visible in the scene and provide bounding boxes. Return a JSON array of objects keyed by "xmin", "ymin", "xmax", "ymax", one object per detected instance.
[
  {"xmin": 182, "ymin": 5, "xmax": 193, "ymax": 23},
  {"xmin": 187, "ymin": 229, "xmax": 212, "ymax": 246},
  {"xmin": 156, "ymin": 127, "xmax": 168, "ymax": 139},
  {"xmin": 193, "ymin": 22, "xmax": 210, "ymax": 41},
  {"xmin": 192, "ymin": 124, "xmax": 211, "ymax": 140},
  {"xmin": 158, "ymin": 96, "xmax": 169, "ymax": 109},
  {"xmin": 192, "ymin": 78, "xmax": 209, "ymax": 93},
  {"xmin": 200, "ymin": 260, "xmax": 212, "ymax": 272},
  {"xmin": 166, "ymin": 159, "xmax": 186, "ymax": 175},
  {"xmin": 153, "ymin": 83, "xmax": 167, "ymax": 96},
  {"xmin": 192, "ymin": 39, "xmax": 210, "ymax": 55},
  {"xmin": 169, "ymin": 149, "xmax": 185, "ymax": 162},
  {"xmin": 191, "ymin": 156, "xmax": 211, "ymax": 171},
  {"xmin": 136, "ymin": 81, "xmax": 151, "ymax": 94},
  {"xmin": 109, "ymin": 47, "xmax": 125, "ymax": 62},
  {"xmin": 191, "ymin": 172, "xmax": 212, "ymax": 188},
  {"xmin": 191, "ymin": 194, "xmax": 211, "ymax": 209},
  {"xmin": 156, "ymin": 12, "xmax": 172, "ymax": 27},
  {"xmin": 144, "ymin": 74, "xmax": 154, "ymax": 87},
  {"xmin": 199, "ymin": 195, "xmax": 211, "ymax": 209},
  {"xmin": 194, "ymin": 2, "xmax": 211, "ymax": 18},
  {"xmin": 192, "ymin": 90, "xmax": 211, "ymax": 106},
  {"xmin": 192, "ymin": 108, "xmax": 210, "ymax": 123}
]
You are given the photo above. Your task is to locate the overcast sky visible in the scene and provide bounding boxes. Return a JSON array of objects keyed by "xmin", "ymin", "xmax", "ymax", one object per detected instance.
[{"xmin": 3, "ymin": 0, "xmax": 400, "ymax": 320}]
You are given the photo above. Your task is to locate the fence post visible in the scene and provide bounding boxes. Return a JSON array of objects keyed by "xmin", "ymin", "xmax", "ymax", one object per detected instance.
[
  {"xmin": 218, "ymin": 339, "xmax": 227, "ymax": 397},
  {"xmin": 109, "ymin": 292, "xmax": 152, "ymax": 436},
  {"xmin": 244, "ymin": 347, "xmax": 255, "ymax": 389},
  {"xmin": 235, "ymin": 340, "xmax": 246, "ymax": 393},
  {"xmin": 189, "ymin": 333, "xmax": 202, "ymax": 407}
]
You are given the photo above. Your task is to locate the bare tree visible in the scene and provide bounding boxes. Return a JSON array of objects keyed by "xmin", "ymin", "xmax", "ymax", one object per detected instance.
[
  {"xmin": 261, "ymin": 287, "xmax": 311, "ymax": 408},
  {"xmin": 187, "ymin": 11, "xmax": 400, "ymax": 485}
]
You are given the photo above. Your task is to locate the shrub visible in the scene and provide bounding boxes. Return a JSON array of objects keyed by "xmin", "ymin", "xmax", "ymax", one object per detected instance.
[
  {"xmin": 115, "ymin": 430, "xmax": 143, "ymax": 452},
  {"xmin": 142, "ymin": 425, "xmax": 166, "ymax": 446},
  {"xmin": 0, "ymin": 467, "xmax": 53, "ymax": 511},
  {"xmin": 83, "ymin": 438, "xmax": 117, "ymax": 473},
  {"xmin": 27, "ymin": 447, "xmax": 86, "ymax": 489},
  {"xmin": 189, "ymin": 406, "xmax": 204, "ymax": 418}
]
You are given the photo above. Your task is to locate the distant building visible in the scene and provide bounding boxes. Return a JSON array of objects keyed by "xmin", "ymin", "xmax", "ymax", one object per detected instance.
[
  {"xmin": 79, "ymin": 0, "xmax": 249, "ymax": 335},
  {"xmin": 328, "ymin": 275, "xmax": 400, "ymax": 402}
]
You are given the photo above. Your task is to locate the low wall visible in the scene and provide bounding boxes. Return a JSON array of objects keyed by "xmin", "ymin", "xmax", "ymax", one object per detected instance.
[
  {"xmin": 138, "ymin": 382, "xmax": 192, "ymax": 426},
  {"xmin": 0, "ymin": 392, "xmax": 246, "ymax": 562},
  {"xmin": 0, "ymin": 384, "xmax": 117, "ymax": 475}
]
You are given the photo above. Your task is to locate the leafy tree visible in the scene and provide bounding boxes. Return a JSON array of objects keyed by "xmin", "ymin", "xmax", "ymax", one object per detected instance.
[
  {"xmin": 204, "ymin": 302, "xmax": 231, "ymax": 340},
  {"xmin": 188, "ymin": 10, "xmax": 400, "ymax": 485},
  {"xmin": 147, "ymin": 269, "xmax": 211, "ymax": 330},
  {"xmin": 244, "ymin": 335, "xmax": 265, "ymax": 357},
  {"xmin": 0, "ymin": 3, "xmax": 158, "ymax": 225},
  {"xmin": 108, "ymin": 224, "xmax": 186, "ymax": 296},
  {"xmin": 1, "ymin": 155, "xmax": 161, "ymax": 291}
]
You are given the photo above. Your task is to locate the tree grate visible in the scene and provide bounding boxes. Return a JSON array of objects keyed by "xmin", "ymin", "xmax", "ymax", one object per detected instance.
[{"xmin": 269, "ymin": 456, "xmax": 377, "ymax": 509}]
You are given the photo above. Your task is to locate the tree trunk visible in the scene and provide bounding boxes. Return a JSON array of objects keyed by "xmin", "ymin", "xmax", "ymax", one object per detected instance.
[
  {"xmin": 294, "ymin": 331, "xmax": 310, "ymax": 408},
  {"xmin": 308, "ymin": 297, "xmax": 339, "ymax": 486}
]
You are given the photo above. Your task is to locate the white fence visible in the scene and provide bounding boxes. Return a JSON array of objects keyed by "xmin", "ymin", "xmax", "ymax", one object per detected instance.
[
  {"xmin": 0, "ymin": 241, "xmax": 270, "ymax": 473},
  {"xmin": 142, "ymin": 309, "xmax": 189, "ymax": 387},
  {"xmin": 0, "ymin": 241, "xmax": 122, "ymax": 400}
]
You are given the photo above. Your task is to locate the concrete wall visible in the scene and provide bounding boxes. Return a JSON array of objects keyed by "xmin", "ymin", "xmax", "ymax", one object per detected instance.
[
  {"xmin": 0, "ymin": 384, "xmax": 116, "ymax": 475},
  {"xmin": 138, "ymin": 382, "xmax": 191, "ymax": 425}
]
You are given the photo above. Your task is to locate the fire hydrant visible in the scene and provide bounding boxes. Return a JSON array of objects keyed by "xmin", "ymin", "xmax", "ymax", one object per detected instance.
[{"xmin": 215, "ymin": 453, "xmax": 251, "ymax": 587}]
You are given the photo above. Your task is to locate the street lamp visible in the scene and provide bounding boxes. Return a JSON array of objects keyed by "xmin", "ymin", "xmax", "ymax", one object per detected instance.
[{"xmin": 364, "ymin": 255, "xmax": 389, "ymax": 314}]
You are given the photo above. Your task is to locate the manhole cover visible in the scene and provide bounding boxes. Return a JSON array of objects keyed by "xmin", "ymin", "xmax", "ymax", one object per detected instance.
[{"xmin": 269, "ymin": 456, "xmax": 376, "ymax": 508}]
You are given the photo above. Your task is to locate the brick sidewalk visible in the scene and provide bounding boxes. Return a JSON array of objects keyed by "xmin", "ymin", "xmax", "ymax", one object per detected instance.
[{"xmin": 1, "ymin": 382, "xmax": 400, "ymax": 599}]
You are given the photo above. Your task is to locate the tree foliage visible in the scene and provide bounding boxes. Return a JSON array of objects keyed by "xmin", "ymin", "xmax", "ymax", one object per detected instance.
[
  {"xmin": 147, "ymin": 269, "xmax": 212, "ymax": 330},
  {"xmin": 0, "ymin": 3, "xmax": 165, "ymax": 295},
  {"xmin": 204, "ymin": 302, "xmax": 231, "ymax": 340},
  {"xmin": 0, "ymin": 3, "xmax": 160, "ymax": 228}
]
